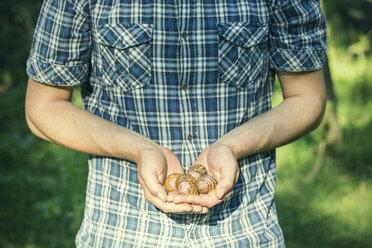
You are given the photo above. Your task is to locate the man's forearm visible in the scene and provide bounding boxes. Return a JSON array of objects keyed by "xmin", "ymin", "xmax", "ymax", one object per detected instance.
[
  {"xmin": 215, "ymin": 95, "xmax": 325, "ymax": 158},
  {"xmin": 25, "ymin": 79, "xmax": 207, "ymax": 213},
  {"xmin": 215, "ymin": 70, "xmax": 327, "ymax": 159},
  {"xmin": 25, "ymin": 78, "xmax": 158, "ymax": 163}
]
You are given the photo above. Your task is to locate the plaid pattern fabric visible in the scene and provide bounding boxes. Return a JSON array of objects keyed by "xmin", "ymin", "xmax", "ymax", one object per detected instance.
[{"xmin": 27, "ymin": 0, "xmax": 327, "ymax": 247}]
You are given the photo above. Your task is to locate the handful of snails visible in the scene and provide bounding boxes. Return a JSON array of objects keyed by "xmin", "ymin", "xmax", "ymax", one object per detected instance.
[{"xmin": 164, "ymin": 164, "xmax": 218, "ymax": 195}]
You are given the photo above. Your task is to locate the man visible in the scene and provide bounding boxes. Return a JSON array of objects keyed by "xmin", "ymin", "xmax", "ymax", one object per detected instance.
[{"xmin": 25, "ymin": 0, "xmax": 327, "ymax": 247}]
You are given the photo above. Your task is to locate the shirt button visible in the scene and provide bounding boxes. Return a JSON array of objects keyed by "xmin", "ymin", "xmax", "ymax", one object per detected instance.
[
  {"xmin": 181, "ymin": 84, "xmax": 188, "ymax": 91},
  {"xmin": 189, "ymin": 232, "xmax": 195, "ymax": 239},
  {"xmin": 181, "ymin": 32, "xmax": 188, "ymax": 39},
  {"xmin": 187, "ymin": 134, "xmax": 193, "ymax": 142}
]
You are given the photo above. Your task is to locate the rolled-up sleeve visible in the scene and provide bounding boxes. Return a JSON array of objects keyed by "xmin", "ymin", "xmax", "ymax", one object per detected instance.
[
  {"xmin": 26, "ymin": 0, "xmax": 91, "ymax": 86},
  {"xmin": 268, "ymin": 0, "xmax": 327, "ymax": 71}
]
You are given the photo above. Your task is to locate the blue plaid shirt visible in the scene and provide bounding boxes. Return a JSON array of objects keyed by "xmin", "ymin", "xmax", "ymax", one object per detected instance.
[{"xmin": 27, "ymin": 0, "xmax": 326, "ymax": 247}]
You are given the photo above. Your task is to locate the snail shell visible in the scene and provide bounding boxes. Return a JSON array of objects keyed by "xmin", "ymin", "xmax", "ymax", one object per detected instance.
[
  {"xmin": 187, "ymin": 169, "xmax": 205, "ymax": 180},
  {"xmin": 196, "ymin": 175, "xmax": 218, "ymax": 194},
  {"xmin": 163, "ymin": 164, "xmax": 218, "ymax": 195},
  {"xmin": 187, "ymin": 164, "xmax": 207, "ymax": 175},
  {"xmin": 176, "ymin": 174, "xmax": 199, "ymax": 195},
  {"xmin": 164, "ymin": 173, "xmax": 181, "ymax": 193}
]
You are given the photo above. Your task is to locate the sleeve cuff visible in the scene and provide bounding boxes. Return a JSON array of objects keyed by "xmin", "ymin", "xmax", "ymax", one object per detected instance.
[
  {"xmin": 269, "ymin": 48, "xmax": 327, "ymax": 72},
  {"xmin": 26, "ymin": 55, "xmax": 89, "ymax": 86}
]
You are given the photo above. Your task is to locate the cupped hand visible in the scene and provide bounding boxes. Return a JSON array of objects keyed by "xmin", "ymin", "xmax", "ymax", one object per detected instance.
[
  {"xmin": 136, "ymin": 146, "xmax": 207, "ymax": 213},
  {"xmin": 170, "ymin": 143, "xmax": 240, "ymax": 208}
]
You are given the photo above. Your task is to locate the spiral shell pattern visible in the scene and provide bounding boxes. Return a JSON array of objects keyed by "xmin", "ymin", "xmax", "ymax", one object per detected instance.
[
  {"xmin": 164, "ymin": 164, "xmax": 217, "ymax": 195},
  {"xmin": 187, "ymin": 169, "xmax": 205, "ymax": 180},
  {"xmin": 176, "ymin": 174, "xmax": 199, "ymax": 195},
  {"xmin": 164, "ymin": 173, "xmax": 181, "ymax": 192},
  {"xmin": 196, "ymin": 175, "xmax": 218, "ymax": 194},
  {"xmin": 187, "ymin": 164, "xmax": 207, "ymax": 175}
]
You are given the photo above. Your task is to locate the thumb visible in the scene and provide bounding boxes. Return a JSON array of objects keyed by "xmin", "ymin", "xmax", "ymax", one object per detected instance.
[
  {"xmin": 215, "ymin": 167, "xmax": 237, "ymax": 200},
  {"xmin": 141, "ymin": 169, "xmax": 167, "ymax": 202}
]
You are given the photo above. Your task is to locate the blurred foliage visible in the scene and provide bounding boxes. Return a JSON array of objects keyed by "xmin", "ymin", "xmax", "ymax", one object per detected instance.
[
  {"xmin": 1, "ymin": 0, "xmax": 371, "ymax": 247},
  {"xmin": 322, "ymin": 0, "xmax": 372, "ymax": 49},
  {"xmin": 273, "ymin": 1, "xmax": 372, "ymax": 247},
  {"xmin": 0, "ymin": 1, "xmax": 87, "ymax": 247}
]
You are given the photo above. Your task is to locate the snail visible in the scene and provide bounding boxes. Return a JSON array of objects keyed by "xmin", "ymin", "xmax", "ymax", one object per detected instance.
[
  {"xmin": 187, "ymin": 164, "xmax": 207, "ymax": 175},
  {"xmin": 196, "ymin": 175, "xmax": 218, "ymax": 194},
  {"xmin": 164, "ymin": 173, "xmax": 181, "ymax": 193},
  {"xmin": 175, "ymin": 174, "xmax": 199, "ymax": 195},
  {"xmin": 164, "ymin": 164, "xmax": 218, "ymax": 195}
]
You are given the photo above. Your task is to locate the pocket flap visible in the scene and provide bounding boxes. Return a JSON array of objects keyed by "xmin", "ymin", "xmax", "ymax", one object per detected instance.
[
  {"xmin": 217, "ymin": 22, "xmax": 268, "ymax": 48},
  {"xmin": 96, "ymin": 23, "xmax": 153, "ymax": 49}
]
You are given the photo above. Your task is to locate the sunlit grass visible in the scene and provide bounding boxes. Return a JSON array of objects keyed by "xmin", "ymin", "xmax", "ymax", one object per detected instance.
[
  {"xmin": 274, "ymin": 41, "xmax": 372, "ymax": 247},
  {"xmin": 1, "ymin": 10, "xmax": 371, "ymax": 248},
  {"xmin": 328, "ymin": 42, "xmax": 372, "ymax": 127}
]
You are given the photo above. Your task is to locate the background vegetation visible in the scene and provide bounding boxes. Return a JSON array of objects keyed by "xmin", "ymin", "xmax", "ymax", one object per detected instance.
[{"xmin": 1, "ymin": 0, "xmax": 371, "ymax": 247}]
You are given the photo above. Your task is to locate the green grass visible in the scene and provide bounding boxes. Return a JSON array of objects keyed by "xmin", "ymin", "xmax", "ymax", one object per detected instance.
[
  {"xmin": 273, "ymin": 42, "xmax": 372, "ymax": 247},
  {"xmin": 0, "ymin": 84, "xmax": 87, "ymax": 248},
  {"xmin": 1, "ymin": 15, "xmax": 372, "ymax": 248}
]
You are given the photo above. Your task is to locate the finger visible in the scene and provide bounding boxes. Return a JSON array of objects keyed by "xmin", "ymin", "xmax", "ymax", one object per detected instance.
[
  {"xmin": 166, "ymin": 192, "xmax": 174, "ymax": 202},
  {"xmin": 201, "ymin": 207, "xmax": 208, "ymax": 214},
  {"xmin": 172, "ymin": 194, "xmax": 189, "ymax": 204},
  {"xmin": 215, "ymin": 190, "xmax": 232, "ymax": 201},
  {"xmin": 191, "ymin": 204, "xmax": 203, "ymax": 213},
  {"xmin": 166, "ymin": 157, "xmax": 185, "ymax": 175},
  {"xmin": 172, "ymin": 193, "xmax": 219, "ymax": 209},
  {"xmin": 143, "ymin": 186, "xmax": 193, "ymax": 213},
  {"xmin": 193, "ymin": 149, "xmax": 208, "ymax": 168},
  {"xmin": 141, "ymin": 168, "xmax": 167, "ymax": 202},
  {"xmin": 215, "ymin": 166, "xmax": 238, "ymax": 200},
  {"xmin": 159, "ymin": 147, "xmax": 184, "ymax": 175},
  {"xmin": 185, "ymin": 193, "xmax": 221, "ymax": 208},
  {"xmin": 166, "ymin": 191, "xmax": 182, "ymax": 202},
  {"xmin": 170, "ymin": 194, "xmax": 211, "ymax": 213},
  {"xmin": 193, "ymin": 158, "xmax": 207, "ymax": 168},
  {"xmin": 190, "ymin": 205, "xmax": 209, "ymax": 214},
  {"xmin": 170, "ymin": 196, "xmax": 209, "ymax": 213}
]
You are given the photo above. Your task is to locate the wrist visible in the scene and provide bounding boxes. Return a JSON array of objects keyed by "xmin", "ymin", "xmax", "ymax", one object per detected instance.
[
  {"xmin": 133, "ymin": 142, "xmax": 161, "ymax": 165},
  {"xmin": 214, "ymin": 133, "xmax": 257, "ymax": 159},
  {"xmin": 211, "ymin": 141, "xmax": 237, "ymax": 159}
]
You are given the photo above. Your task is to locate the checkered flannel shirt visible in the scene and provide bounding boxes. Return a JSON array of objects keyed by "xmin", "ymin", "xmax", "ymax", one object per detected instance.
[{"xmin": 27, "ymin": 0, "xmax": 327, "ymax": 247}]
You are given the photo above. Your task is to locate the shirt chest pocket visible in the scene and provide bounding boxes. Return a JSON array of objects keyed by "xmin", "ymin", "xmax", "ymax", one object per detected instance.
[
  {"xmin": 96, "ymin": 23, "xmax": 153, "ymax": 92},
  {"xmin": 217, "ymin": 22, "xmax": 268, "ymax": 90}
]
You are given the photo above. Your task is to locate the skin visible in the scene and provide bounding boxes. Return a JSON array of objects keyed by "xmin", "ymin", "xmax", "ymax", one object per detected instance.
[
  {"xmin": 25, "ymin": 69, "xmax": 326, "ymax": 213},
  {"xmin": 171, "ymin": 70, "xmax": 327, "ymax": 207}
]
